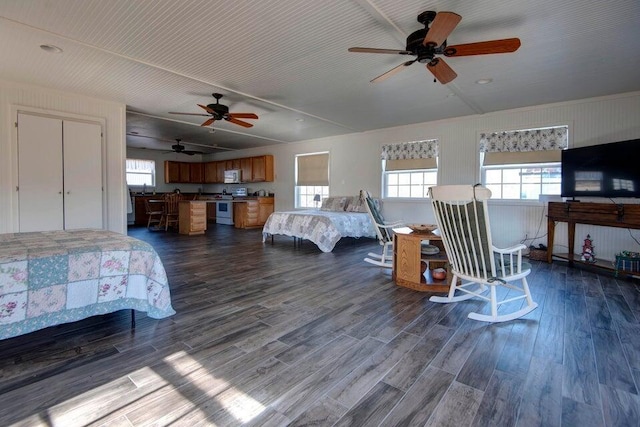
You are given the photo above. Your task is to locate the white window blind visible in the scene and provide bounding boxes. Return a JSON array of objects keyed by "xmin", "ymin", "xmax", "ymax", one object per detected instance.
[{"xmin": 297, "ymin": 153, "xmax": 329, "ymax": 186}]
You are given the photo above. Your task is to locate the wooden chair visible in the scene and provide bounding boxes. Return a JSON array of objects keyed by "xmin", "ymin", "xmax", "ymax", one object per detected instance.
[
  {"xmin": 144, "ymin": 198, "xmax": 164, "ymax": 230},
  {"xmin": 161, "ymin": 193, "xmax": 183, "ymax": 231},
  {"xmin": 428, "ymin": 185, "xmax": 538, "ymax": 322},
  {"xmin": 362, "ymin": 190, "xmax": 403, "ymax": 268}
]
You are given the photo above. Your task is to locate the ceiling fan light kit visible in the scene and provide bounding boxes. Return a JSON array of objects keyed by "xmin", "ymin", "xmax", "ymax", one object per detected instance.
[
  {"xmin": 349, "ymin": 11, "xmax": 521, "ymax": 84},
  {"xmin": 169, "ymin": 93, "xmax": 259, "ymax": 128}
]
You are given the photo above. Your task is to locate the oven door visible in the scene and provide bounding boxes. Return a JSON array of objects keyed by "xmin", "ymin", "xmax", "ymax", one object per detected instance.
[{"xmin": 215, "ymin": 201, "xmax": 234, "ymax": 225}]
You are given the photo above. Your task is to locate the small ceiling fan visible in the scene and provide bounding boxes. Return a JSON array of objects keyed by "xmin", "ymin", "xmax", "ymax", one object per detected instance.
[
  {"xmin": 348, "ymin": 11, "xmax": 521, "ymax": 84},
  {"xmin": 164, "ymin": 139, "xmax": 204, "ymax": 156},
  {"xmin": 169, "ymin": 93, "xmax": 259, "ymax": 128}
]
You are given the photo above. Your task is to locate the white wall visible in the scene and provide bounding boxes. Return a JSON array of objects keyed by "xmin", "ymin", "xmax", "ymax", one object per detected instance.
[
  {"xmin": 0, "ymin": 79, "xmax": 127, "ymax": 234},
  {"xmin": 207, "ymin": 91, "xmax": 640, "ymax": 261}
]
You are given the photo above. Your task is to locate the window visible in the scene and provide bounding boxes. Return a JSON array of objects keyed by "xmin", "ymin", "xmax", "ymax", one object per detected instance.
[
  {"xmin": 382, "ymin": 140, "xmax": 438, "ymax": 199},
  {"xmin": 480, "ymin": 126, "xmax": 567, "ymax": 200},
  {"xmin": 126, "ymin": 159, "xmax": 155, "ymax": 187},
  {"xmin": 295, "ymin": 152, "xmax": 329, "ymax": 208}
]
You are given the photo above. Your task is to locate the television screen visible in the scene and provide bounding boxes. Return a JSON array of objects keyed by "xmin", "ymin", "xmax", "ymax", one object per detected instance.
[{"xmin": 561, "ymin": 139, "xmax": 640, "ymax": 198}]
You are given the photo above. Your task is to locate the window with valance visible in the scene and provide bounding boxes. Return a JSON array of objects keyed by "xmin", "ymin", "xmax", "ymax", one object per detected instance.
[
  {"xmin": 480, "ymin": 126, "xmax": 568, "ymax": 199},
  {"xmin": 382, "ymin": 139, "xmax": 439, "ymax": 198}
]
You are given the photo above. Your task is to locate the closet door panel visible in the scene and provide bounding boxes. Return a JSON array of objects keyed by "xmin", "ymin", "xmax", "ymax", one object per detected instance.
[
  {"xmin": 17, "ymin": 113, "xmax": 64, "ymax": 231},
  {"xmin": 63, "ymin": 120, "xmax": 103, "ymax": 229}
]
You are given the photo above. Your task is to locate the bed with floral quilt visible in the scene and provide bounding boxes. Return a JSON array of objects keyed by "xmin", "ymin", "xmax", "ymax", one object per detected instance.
[
  {"xmin": 0, "ymin": 229, "xmax": 175, "ymax": 340},
  {"xmin": 262, "ymin": 195, "xmax": 378, "ymax": 253}
]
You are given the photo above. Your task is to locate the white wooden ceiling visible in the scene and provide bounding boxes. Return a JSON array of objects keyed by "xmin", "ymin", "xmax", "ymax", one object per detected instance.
[{"xmin": 1, "ymin": 0, "xmax": 639, "ymax": 154}]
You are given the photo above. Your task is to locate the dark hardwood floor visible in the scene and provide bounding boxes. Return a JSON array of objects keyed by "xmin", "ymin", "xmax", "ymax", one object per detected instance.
[{"xmin": 1, "ymin": 224, "xmax": 640, "ymax": 426}]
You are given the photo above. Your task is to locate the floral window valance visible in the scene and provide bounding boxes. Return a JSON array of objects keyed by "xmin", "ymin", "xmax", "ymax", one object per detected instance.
[
  {"xmin": 381, "ymin": 139, "xmax": 439, "ymax": 160},
  {"xmin": 479, "ymin": 126, "xmax": 568, "ymax": 153}
]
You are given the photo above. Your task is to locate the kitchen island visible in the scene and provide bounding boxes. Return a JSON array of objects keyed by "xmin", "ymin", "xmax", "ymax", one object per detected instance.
[{"xmin": 176, "ymin": 196, "xmax": 275, "ymax": 234}]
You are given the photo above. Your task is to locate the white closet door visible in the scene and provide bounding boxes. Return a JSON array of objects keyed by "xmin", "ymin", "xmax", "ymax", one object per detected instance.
[
  {"xmin": 17, "ymin": 113, "xmax": 64, "ymax": 231},
  {"xmin": 63, "ymin": 120, "xmax": 103, "ymax": 229}
]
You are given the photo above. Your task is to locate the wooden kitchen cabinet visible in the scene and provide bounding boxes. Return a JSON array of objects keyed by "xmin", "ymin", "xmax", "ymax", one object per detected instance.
[
  {"xmin": 258, "ymin": 196, "xmax": 274, "ymax": 223},
  {"xmin": 204, "ymin": 161, "xmax": 218, "ymax": 183},
  {"xmin": 179, "ymin": 200, "xmax": 207, "ymax": 235},
  {"xmin": 164, "ymin": 161, "xmax": 181, "ymax": 183},
  {"xmin": 179, "ymin": 162, "xmax": 191, "ymax": 182},
  {"xmin": 189, "ymin": 162, "xmax": 204, "ymax": 183},
  {"xmin": 133, "ymin": 195, "xmax": 159, "ymax": 226},
  {"xmin": 241, "ymin": 157, "xmax": 252, "ymax": 182},
  {"xmin": 216, "ymin": 161, "xmax": 227, "ymax": 183},
  {"xmin": 251, "ymin": 155, "xmax": 274, "ymax": 182},
  {"xmin": 234, "ymin": 197, "xmax": 274, "ymax": 228}
]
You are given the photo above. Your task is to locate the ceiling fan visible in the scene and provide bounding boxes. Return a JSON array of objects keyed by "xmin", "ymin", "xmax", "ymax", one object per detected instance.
[
  {"xmin": 348, "ymin": 11, "xmax": 521, "ymax": 84},
  {"xmin": 163, "ymin": 139, "xmax": 204, "ymax": 156},
  {"xmin": 169, "ymin": 93, "xmax": 259, "ymax": 128}
]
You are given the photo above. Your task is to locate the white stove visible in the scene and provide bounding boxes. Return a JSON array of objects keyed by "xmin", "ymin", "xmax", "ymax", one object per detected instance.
[{"xmin": 216, "ymin": 198, "xmax": 234, "ymax": 225}]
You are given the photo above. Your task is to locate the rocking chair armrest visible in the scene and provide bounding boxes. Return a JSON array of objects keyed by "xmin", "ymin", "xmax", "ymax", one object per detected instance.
[{"xmin": 492, "ymin": 243, "xmax": 527, "ymax": 255}]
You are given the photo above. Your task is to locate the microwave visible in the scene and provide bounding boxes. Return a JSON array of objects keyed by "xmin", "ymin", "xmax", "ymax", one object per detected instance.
[{"xmin": 224, "ymin": 169, "xmax": 242, "ymax": 183}]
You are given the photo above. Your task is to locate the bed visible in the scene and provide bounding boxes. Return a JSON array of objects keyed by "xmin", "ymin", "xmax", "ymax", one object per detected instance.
[
  {"xmin": 0, "ymin": 229, "xmax": 175, "ymax": 340},
  {"xmin": 262, "ymin": 195, "xmax": 378, "ymax": 253}
]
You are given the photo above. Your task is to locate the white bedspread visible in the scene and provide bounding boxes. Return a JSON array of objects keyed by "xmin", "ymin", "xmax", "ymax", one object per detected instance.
[{"xmin": 262, "ymin": 210, "xmax": 375, "ymax": 252}]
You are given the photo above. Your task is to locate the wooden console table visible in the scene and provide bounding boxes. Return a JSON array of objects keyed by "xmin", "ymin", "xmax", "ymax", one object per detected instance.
[
  {"xmin": 393, "ymin": 228, "xmax": 452, "ymax": 293},
  {"xmin": 547, "ymin": 201, "xmax": 640, "ymax": 270}
]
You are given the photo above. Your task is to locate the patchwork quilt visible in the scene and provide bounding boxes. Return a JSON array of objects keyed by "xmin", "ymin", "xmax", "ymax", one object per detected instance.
[
  {"xmin": 0, "ymin": 229, "xmax": 175, "ymax": 340},
  {"xmin": 262, "ymin": 210, "xmax": 376, "ymax": 252}
]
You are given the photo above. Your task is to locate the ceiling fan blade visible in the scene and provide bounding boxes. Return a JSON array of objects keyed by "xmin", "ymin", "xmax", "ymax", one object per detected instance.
[
  {"xmin": 426, "ymin": 57, "xmax": 457, "ymax": 84},
  {"xmin": 229, "ymin": 113, "xmax": 258, "ymax": 119},
  {"xmin": 444, "ymin": 38, "xmax": 521, "ymax": 56},
  {"xmin": 371, "ymin": 60, "xmax": 416, "ymax": 83},
  {"xmin": 226, "ymin": 117, "xmax": 254, "ymax": 128},
  {"xmin": 183, "ymin": 150, "xmax": 204, "ymax": 155},
  {"xmin": 198, "ymin": 104, "xmax": 216, "ymax": 114},
  {"xmin": 201, "ymin": 118, "xmax": 215, "ymax": 127},
  {"xmin": 168, "ymin": 112, "xmax": 210, "ymax": 116},
  {"xmin": 348, "ymin": 47, "xmax": 412, "ymax": 55},
  {"xmin": 422, "ymin": 12, "xmax": 461, "ymax": 47}
]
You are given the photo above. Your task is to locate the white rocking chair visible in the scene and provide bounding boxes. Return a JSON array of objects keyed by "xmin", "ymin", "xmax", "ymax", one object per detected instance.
[
  {"xmin": 362, "ymin": 190, "xmax": 403, "ymax": 268},
  {"xmin": 428, "ymin": 185, "xmax": 538, "ymax": 323}
]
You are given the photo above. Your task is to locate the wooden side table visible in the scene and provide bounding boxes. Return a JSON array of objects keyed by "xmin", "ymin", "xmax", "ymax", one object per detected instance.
[{"xmin": 392, "ymin": 227, "xmax": 452, "ymax": 293}]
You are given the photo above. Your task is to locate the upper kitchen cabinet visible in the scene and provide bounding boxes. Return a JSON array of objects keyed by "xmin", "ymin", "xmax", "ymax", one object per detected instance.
[
  {"xmin": 203, "ymin": 161, "xmax": 218, "ymax": 183},
  {"xmin": 165, "ymin": 160, "xmax": 203, "ymax": 183},
  {"xmin": 250, "ymin": 155, "xmax": 274, "ymax": 182},
  {"xmin": 190, "ymin": 162, "xmax": 204, "ymax": 183}
]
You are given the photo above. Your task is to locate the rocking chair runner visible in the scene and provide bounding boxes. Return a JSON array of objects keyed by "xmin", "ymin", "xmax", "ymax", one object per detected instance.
[
  {"xmin": 428, "ymin": 185, "xmax": 538, "ymax": 322},
  {"xmin": 362, "ymin": 190, "xmax": 403, "ymax": 268}
]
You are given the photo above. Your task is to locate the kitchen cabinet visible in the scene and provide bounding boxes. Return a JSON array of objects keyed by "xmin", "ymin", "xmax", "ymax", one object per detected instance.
[
  {"xmin": 17, "ymin": 113, "xmax": 103, "ymax": 232},
  {"xmin": 251, "ymin": 155, "xmax": 274, "ymax": 182},
  {"xmin": 165, "ymin": 161, "xmax": 204, "ymax": 183},
  {"xmin": 258, "ymin": 197, "xmax": 274, "ymax": 223},
  {"xmin": 190, "ymin": 163, "xmax": 204, "ymax": 183},
  {"xmin": 234, "ymin": 197, "xmax": 274, "ymax": 228},
  {"xmin": 164, "ymin": 161, "xmax": 181, "ymax": 183},
  {"xmin": 179, "ymin": 200, "xmax": 207, "ymax": 235},
  {"xmin": 241, "ymin": 158, "xmax": 252, "ymax": 182},
  {"xmin": 204, "ymin": 161, "xmax": 218, "ymax": 183},
  {"xmin": 216, "ymin": 161, "xmax": 227, "ymax": 183},
  {"xmin": 133, "ymin": 195, "xmax": 159, "ymax": 226}
]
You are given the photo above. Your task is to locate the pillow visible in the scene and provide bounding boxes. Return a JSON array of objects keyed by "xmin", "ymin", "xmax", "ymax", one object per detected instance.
[
  {"xmin": 320, "ymin": 196, "xmax": 348, "ymax": 211},
  {"xmin": 345, "ymin": 195, "xmax": 367, "ymax": 212},
  {"xmin": 346, "ymin": 195, "xmax": 381, "ymax": 212}
]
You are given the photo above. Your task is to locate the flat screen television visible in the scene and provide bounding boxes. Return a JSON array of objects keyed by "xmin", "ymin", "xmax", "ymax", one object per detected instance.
[{"xmin": 561, "ymin": 139, "xmax": 640, "ymax": 199}]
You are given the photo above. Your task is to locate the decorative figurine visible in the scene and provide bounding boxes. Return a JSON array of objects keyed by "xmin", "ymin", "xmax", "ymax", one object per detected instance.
[{"xmin": 581, "ymin": 234, "xmax": 596, "ymax": 263}]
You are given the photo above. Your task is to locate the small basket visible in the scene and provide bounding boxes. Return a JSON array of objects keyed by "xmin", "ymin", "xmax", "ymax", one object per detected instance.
[
  {"xmin": 527, "ymin": 248, "xmax": 547, "ymax": 261},
  {"xmin": 614, "ymin": 252, "xmax": 640, "ymax": 277}
]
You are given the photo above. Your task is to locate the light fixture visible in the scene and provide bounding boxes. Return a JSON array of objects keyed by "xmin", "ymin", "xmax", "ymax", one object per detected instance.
[
  {"xmin": 296, "ymin": 118, "xmax": 305, "ymax": 122},
  {"xmin": 40, "ymin": 44, "xmax": 63, "ymax": 54},
  {"xmin": 313, "ymin": 194, "xmax": 321, "ymax": 209},
  {"xmin": 475, "ymin": 78, "xmax": 493, "ymax": 85}
]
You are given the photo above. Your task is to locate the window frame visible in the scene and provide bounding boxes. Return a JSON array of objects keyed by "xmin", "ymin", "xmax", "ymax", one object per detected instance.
[
  {"xmin": 383, "ymin": 163, "xmax": 438, "ymax": 200},
  {"xmin": 481, "ymin": 160, "xmax": 562, "ymax": 201},
  {"xmin": 126, "ymin": 158, "xmax": 156, "ymax": 189},
  {"xmin": 294, "ymin": 152, "xmax": 329, "ymax": 209}
]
